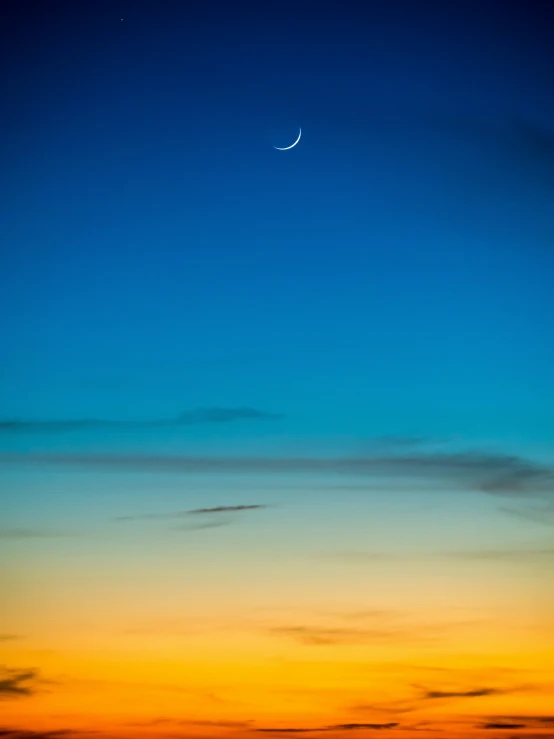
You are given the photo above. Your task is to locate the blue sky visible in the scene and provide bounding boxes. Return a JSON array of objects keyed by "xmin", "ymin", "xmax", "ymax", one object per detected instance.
[{"xmin": 2, "ymin": 0, "xmax": 554, "ymax": 449}]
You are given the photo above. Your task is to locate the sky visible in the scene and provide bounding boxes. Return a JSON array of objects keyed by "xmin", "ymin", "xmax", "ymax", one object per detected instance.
[{"xmin": 1, "ymin": 1, "xmax": 554, "ymax": 737}]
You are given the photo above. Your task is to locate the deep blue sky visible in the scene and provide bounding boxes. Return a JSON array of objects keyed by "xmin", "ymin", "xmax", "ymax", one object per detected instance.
[{"xmin": 2, "ymin": 0, "xmax": 554, "ymax": 451}]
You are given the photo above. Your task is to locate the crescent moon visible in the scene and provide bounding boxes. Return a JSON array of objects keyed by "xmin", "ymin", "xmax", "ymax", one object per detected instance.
[{"xmin": 273, "ymin": 128, "xmax": 302, "ymax": 150}]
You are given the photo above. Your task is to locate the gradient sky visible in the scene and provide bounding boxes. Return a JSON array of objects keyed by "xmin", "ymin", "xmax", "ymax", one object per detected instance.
[{"xmin": 1, "ymin": 1, "xmax": 554, "ymax": 738}]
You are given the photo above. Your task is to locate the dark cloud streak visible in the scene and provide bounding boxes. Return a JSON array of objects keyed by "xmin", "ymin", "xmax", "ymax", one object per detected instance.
[
  {"xmin": 422, "ymin": 687, "xmax": 503, "ymax": 699},
  {"xmin": 114, "ymin": 505, "xmax": 268, "ymax": 523},
  {"xmin": 0, "ymin": 407, "xmax": 282, "ymax": 433},
  {"xmin": 256, "ymin": 724, "xmax": 398, "ymax": 733},
  {"xmin": 3, "ymin": 450, "xmax": 552, "ymax": 497},
  {"xmin": 480, "ymin": 723, "xmax": 527, "ymax": 730},
  {"xmin": 0, "ymin": 668, "xmax": 39, "ymax": 698},
  {"xmin": 0, "ymin": 730, "xmax": 89, "ymax": 739},
  {"xmin": 188, "ymin": 505, "xmax": 267, "ymax": 514}
]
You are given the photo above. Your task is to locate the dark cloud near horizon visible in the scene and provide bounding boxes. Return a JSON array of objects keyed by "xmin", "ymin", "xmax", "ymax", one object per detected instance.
[
  {"xmin": 127, "ymin": 718, "xmax": 252, "ymax": 728},
  {"xmin": 484, "ymin": 716, "xmax": 554, "ymax": 727},
  {"xmin": 0, "ymin": 731, "xmax": 92, "ymax": 739},
  {"xmin": 480, "ymin": 724, "xmax": 527, "ymax": 730},
  {"xmin": 3, "ymin": 450, "xmax": 552, "ymax": 497},
  {"xmin": 0, "ymin": 636, "xmax": 22, "ymax": 642},
  {"xmin": 353, "ymin": 681, "xmax": 529, "ymax": 716},
  {"xmin": 326, "ymin": 724, "xmax": 397, "ymax": 731},
  {"xmin": 256, "ymin": 723, "xmax": 398, "ymax": 733},
  {"xmin": 0, "ymin": 407, "xmax": 282, "ymax": 433},
  {"xmin": 422, "ymin": 687, "xmax": 503, "ymax": 699},
  {"xmin": 0, "ymin": 667, "xmax": 39, "ymax": 698}
]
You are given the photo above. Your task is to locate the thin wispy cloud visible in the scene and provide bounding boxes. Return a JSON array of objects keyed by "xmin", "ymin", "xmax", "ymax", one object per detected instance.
[
  {"xmin": 368, "ymin": 111, "xmax": 554, "ymax": 192},
  {"xmin": 0, "ymin": 407, "xmax": 282, "ymax": 433},
  {"xmin": 188, "ymin": 504, "xmax": 267, "ymax": 514},
  {"xmin": 353, "ymin": 682, "xmax": 525, "ymax": 716},
  {"xmin": 173, "ymin": 520, "xmax": 230, "ymax": 533},
  {"xmin": 266, "ymin": 618, "xmax": 447, "ymax": 647},
  {"xmin": 447, "ymin": 548, "xmax": 554, "ymax": 562},
  {"xmin": 0, "ymin": 636, "xmax": 22, "ymax": 642},
  {"xmin": 114, "ymin": 504, "xmax": 268, "ymax": 523},
  {"xmin": 3, "ymin": 450, "xmax": 552, "ymax": 497},
  {"xmin": 268, "ymin": 625, "xmax": 399, "ymax": 646},
  {"xmin": 329, "ymin": 547, "xmax": 554, "ymax": 564},
  {"xmin": 179, "ymin": 720, "xmax": 253, "ymax": 728},
  {"xmin": 128, "ymin": 718, "xmax": 252, "ymax": 728},
  {"xmin": 501, "ymin": 503, "xmax": 554, "ymax": 527}
]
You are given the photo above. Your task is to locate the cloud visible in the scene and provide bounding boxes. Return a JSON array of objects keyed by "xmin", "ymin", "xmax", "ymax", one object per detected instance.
[
  {"xmin": 0, "ymin": 731, "xmax": 91, "ymax": 739},
  {"xmin": 480, "ymin": 724, "xmax": 527, "ymax": 730},
  {"xmin": 0, "ymin": 668, "xmax": 39, "ymax": 698},
  {"xmin": 265, "ymin": 613, "xmax": 483, "ymax": 648},
  {"xmin": 398, "ymin": 112, "xmax": 554, "ymax": 192},
  {"xmin": 181, "ymin": 720, "xmax": 253, "ymax": 728},
  {"xmin": 326, "ymin": 725, "xmax": 398, "ymax": 731},
  {"xmin": 482, "ymin": 716, "xmax": 554, "ymax": 728},
  {"xmin": 331, "ymin": 547, "xmax": 554, "ymax": 564},
  {"xmin": 256, "ymin": 724, "xmax": 398, "ymax": 733},
  {"xmin": 353, "ymin": 680, "xmax": 531, "ymax": 717},
  {"xmin": 0, "ymin": 636, "xmax": 22, "ymax": 642},
  {"xmin": 268, "ymin": 625, "xmax": 411, "ymax": 646},
  {"xmin": 501, "ymin": 503, "xmax": 554, "ymax": 527},
  {"xmin": 173, "ymin": 520, "xmax": 230, "ymax": 533},
  {"xmin": 188, "ymin": 505, "xmax": 267, "ymax": 514},
  {"xmin": 422, "ymin": 687, "xmax": 503, "ymax": 699},
  {"xmin": 114, "ymin": 504, "xmax": 267, "ymax": 522},
  {"xmin": 128, "ymin": 718, "xmax": 252, "ymax": 728},
  {"xmin": 4, "ymin": 450, "xmax": 552, "ymax": 497},
  {"xmin": 0, "ymin": 407, "xmax": 282, "ymax": 433}
]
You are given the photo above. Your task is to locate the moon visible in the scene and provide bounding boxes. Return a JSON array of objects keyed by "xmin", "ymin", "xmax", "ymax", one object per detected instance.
[{"xmin": 273, "ymin": 128, "xmax": 302, "ymax": 151}]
